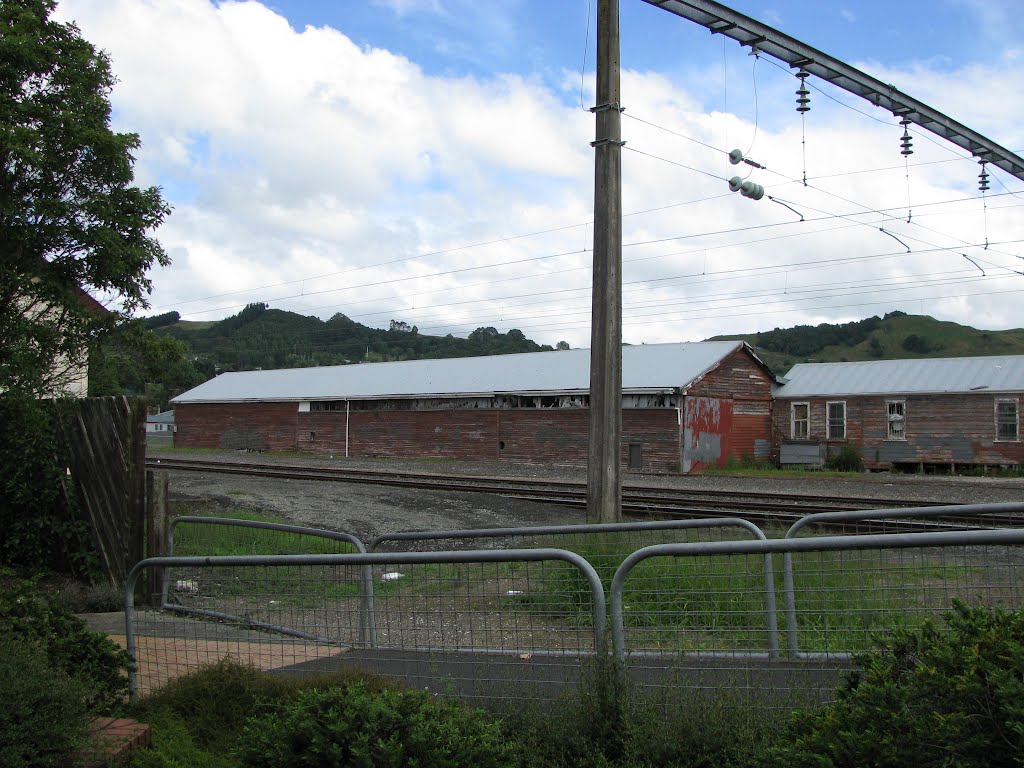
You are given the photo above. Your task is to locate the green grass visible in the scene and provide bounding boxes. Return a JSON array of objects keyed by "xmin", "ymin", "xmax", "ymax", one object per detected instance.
[
  {"xmin": 513, "ymin": 533, "xmax": 999, "ymax": 654},
  {"xmin": 166, "ymin": 504, "xmax": 366, "ymax": 609},
  {"xmin": 164, "ymin": 505, "xmax": 1006, "ymax": 656}
]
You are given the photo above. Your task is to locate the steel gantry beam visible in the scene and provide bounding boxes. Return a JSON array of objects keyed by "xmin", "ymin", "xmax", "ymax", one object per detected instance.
[{"xmin": 640, "ymin": 0, "xmax": 1024, "ymax": 182}]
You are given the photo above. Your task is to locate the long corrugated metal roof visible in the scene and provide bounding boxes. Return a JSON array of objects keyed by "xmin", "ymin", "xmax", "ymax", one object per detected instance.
[
  {"xmin": 172, "ymin": 341, "xmax": 754, "ymax": 404},
  {"xmin": 775, "ymin": 355, "xmax": 1024, "ymax": 397}
]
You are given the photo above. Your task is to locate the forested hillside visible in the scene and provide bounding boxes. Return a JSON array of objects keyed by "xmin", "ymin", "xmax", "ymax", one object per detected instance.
[
  {"xmin": 153, "ymin": 303, "xmax": 564, "ymax": 371},
  {"xmin": 90, "ymin": 303, "xmax": 568, "ymax": 410},
  {"xmin": 710, "ymin": 311, "xmax": 1024, "ymax": 375}
]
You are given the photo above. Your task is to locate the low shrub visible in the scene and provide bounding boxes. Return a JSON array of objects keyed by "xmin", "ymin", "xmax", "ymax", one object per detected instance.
[
  {"xmin": 0, "ymin": 570, "xmax": 132, "ymax": 712},
  {"xmin": 58, "ymin": 578, "xmax": 125, "ymax": 613},
  {"xmin": 236, "ymin": 682, "xmax": 520, "ymax": 768},
  {"xmin": 508, "ymin": 658, "xmax": 775, "ymax": 768},
  {"xmin": 0, "ymin": 634, "xmax": 91, "ymax": 768},
  {"xmin": 766, "ymin": 601, "xmax": 1024, "ymax": 768},
  {"xmin": 826, "ymin": 445, "xmax": 862, "ymax": 472}
]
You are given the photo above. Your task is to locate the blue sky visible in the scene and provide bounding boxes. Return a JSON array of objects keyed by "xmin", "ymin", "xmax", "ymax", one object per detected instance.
[{"xmin": 57, "ymin": 0, "xmax": 1024, "ymax": 350}]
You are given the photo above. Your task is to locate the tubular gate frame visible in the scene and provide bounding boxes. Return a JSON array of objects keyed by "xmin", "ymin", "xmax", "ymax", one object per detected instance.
[
  {"xmin": 163, "ymin": 516, "xmax": 376, "ymax": 647},
  {"xmin": 124, "ymin": 548, "xmax": 606, "ymax": 702},
  {"xmin": 781, "ymin": 502, "xmax": 1024, "ymax": 657},
  {"xmin": 611, "ymin": 527, "xmax": 1024, "ymax": 661}
]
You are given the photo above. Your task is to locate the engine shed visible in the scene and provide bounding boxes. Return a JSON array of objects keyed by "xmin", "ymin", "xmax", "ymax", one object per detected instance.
[{"xmin": 171, "ymin": 341, "xmax": 777, "ymax": 473}]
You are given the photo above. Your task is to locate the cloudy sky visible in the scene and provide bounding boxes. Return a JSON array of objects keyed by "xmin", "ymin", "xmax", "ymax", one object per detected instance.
[{"xmin": 56, "ymin": 0, "xmax": 1024, "ymax": 349}]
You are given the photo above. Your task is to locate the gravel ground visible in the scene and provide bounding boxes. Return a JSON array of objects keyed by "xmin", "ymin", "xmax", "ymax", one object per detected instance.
[{"xmin": 152, "ymin": 450, "xmax": 1024, "ymax": 542}]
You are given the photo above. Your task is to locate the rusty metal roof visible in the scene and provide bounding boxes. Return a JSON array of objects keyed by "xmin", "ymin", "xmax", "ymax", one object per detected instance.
[
  {"xmin": 172, "ymin": 341, "xmax": 758, "ymax": 403},
  {"xmin": 775, "ymin": 355, "xmax": 1024, "ymax": 397}
]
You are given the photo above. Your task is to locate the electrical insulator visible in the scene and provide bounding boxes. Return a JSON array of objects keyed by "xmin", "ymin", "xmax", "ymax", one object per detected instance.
[
  {"xmin": 899, "ymin": 117, "xmax": 913, "ymax": 156},
  {"xmin": 728, "ymin": 176, "xmax": 764, "ymax": 200},
  {"xmin": 979, "ymin": 160, "xmax": 990, "ymax": 192},
  {"xmin": 795, "ymin": 70, "xmax": 810, "ymax": 113},
  {"xmin": 727, "ymin": 148, "xmax": 765, "ymax": 169},
  {"xmin": 741, "ymin": 180, "xmax": 765, "ymax": 200}
]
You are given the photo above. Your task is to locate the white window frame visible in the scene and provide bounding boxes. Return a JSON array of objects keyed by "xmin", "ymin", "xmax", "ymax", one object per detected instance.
[
  {"xmin": 791, "ymin": 401, "xmax": 810, "ymax": 440},
  {"xmin": 886, "ymin": 400, "xmax": 906, "ymax": 441},
  {"xmin": 995, "ymin": 398, "xmax": 1019, "ymax": 442},
  {"xmin": 826, "ymin": 400, "xmax": 847, "ymax": 441}
]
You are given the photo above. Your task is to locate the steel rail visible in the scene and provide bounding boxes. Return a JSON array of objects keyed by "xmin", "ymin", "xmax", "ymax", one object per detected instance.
[{"xmin": 146, "ymin": 457, "xmax": 954, "ymax": 519}]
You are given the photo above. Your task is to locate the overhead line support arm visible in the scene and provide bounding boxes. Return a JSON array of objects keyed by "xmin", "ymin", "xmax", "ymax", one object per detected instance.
[{"xmin": 641, "ymin": 0, "xmax": 1024, "ymax": 181}]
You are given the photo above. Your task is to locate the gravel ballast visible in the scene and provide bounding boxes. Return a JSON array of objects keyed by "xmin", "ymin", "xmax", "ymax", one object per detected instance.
[{"xmin": 152, "ymin": 450, "xmax": 1024, "ymax": 542}]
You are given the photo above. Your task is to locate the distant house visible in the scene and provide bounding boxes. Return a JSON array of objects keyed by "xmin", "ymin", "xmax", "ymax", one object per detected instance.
[
  {"xmin": 171, "ymin": 341, "xmax": 778, "ymax": 473},
  {"xmin": 774, "ymin": 355, "xmax": 1024, "ymax": 471},
  {"xmin": 7, "ymin": 284, "xmax": 108, "ymax": 399},
  {"xmin": 145, "ymin": 409, "xmax": 175, "ymax": 435}
]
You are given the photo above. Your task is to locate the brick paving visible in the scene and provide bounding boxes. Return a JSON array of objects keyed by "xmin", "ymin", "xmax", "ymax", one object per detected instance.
[{"xmin": 75, "ymin": 717, "xmax": 151, "ymax": 768}]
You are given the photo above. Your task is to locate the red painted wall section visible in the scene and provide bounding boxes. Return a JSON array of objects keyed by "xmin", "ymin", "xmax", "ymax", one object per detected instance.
[{"xmin": 682, "ymin": 397, "xmax": 733, "ymax": 472}]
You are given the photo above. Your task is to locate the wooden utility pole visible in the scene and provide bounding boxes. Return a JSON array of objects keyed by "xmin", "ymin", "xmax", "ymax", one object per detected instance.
[{"xmin": 587, "ymin": 0, "xmax": 623, "ymax": 524}]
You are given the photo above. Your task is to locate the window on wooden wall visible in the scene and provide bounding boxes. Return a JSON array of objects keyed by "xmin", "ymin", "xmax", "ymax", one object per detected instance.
[
  {"xmin": 996, "ymin": 399, "xmax": 1019, "ymax": 441},
  {"xmin": 827, "ymin": 401, "xmax": 846, "ymax": 440},
  {"xmin": 886, "ymin": 400, "xmax": 906, "ymax": 440},
  {"xmin": 791, "ymin": 402, "xmax": 809, "ymax": 439}
]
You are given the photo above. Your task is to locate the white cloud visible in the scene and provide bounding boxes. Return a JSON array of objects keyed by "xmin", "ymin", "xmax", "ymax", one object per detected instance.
[{"xmin": 53, "ymin": 0, "xmax": 1024, "ymax": 349}]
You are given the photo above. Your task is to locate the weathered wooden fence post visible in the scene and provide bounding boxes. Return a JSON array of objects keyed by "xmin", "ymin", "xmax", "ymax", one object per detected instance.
[
  {"xmin": 58, "ymin": 396, "xmax": 146, "ymax": 586},
  {"xmin": 146, "ymin": 469, "xmax": 170, "ymax": 605}
]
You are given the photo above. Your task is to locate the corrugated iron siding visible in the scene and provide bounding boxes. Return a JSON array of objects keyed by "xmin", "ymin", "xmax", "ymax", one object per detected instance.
[{"xmin": 773, "ymin": 394, "xmax": 1023, "ymax": 468}]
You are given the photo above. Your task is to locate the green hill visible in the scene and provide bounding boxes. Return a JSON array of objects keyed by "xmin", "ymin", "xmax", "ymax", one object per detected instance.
[
  {"xmin": 156, "ymin": 302, "xmax": 564, "ymax": 375},
  {"xmin": 708, "ymin": 311, "xmax": 1024, "ymax": 375}
]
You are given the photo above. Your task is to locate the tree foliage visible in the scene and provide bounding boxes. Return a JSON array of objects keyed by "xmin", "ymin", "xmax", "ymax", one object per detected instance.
[
  {"xmin": 88, "ymin": 319, "xmax": 206, "ymax": 411},
  {"xmin": 0, "ymin": 0, "xmax": 170, "ymax": 396},
  {"xmin": 154, "ymin": 307, "xmax": 555, "ymax": 382},
  {"xmin": 749, "ymin": 316, "xmax": 884, "ymax": 358}
]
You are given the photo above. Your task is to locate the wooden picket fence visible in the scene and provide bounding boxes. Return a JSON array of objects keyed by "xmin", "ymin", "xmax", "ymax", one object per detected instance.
[{"xmin": 55, "ymin": 396, "xmax": 147, "ymax": 585}]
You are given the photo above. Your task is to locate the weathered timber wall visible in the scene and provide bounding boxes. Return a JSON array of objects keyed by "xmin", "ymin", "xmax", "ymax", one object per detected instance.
[
  {"xmin": 773, "ymin": 393, "xmax": 1024, "ymax": 468},
  {"xmin": 176, "ymin": 402, "xmax": 298, "ymax": 451},
  {"xmin": 686, "ymin": 347, "xmax": 776, "ymax": 399},
  {"xmin": 56, "ymin": 396, "xmax": 146, "ymax": 585},
  {"xmin": 681, "ymin": 348, "xmax": 775, "ymax": 471},
  {"xmin": 298, "ymin": 408, "xmax": 682, "ymax": 472}
]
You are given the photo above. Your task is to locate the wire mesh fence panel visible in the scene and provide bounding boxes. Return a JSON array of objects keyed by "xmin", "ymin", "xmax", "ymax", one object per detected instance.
[
  {"xmin": 610, "ymin": 530, "xmax": 1024, "ymax": 706},
  {"xmin": 786, "ymin": 502, "xmax": 1024, "ymax": 539},
  {"xmin": 370, "ymin": 519, "xmax": 768, "ymax": 595},
  {"xmin": 167, "ymin": 516, "xmax": 366, "ymax": 557},
  {"xmin": 127, "ymin": 550, "xmax": 604, "ymax": 706},
  {"xmin": 787, "ymin": 542, "xmax": 1024, "ymax": 657}
]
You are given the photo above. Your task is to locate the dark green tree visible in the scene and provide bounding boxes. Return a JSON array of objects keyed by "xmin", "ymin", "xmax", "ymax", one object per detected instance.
[
  {"xmin": 89, "ymin": 320, "xmax": 205, "ymax": 411},
  {"xmin": 0, "ymin": 0, "xmax": 170, "ymax": 396}
]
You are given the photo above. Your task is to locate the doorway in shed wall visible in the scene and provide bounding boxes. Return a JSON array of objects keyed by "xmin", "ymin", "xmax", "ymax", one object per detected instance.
[{"xmin": 681, "ymin": 396, "xmax": 732, "ymax": 473}]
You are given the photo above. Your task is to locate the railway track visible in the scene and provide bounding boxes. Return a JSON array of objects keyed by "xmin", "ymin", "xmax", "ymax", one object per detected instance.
[{"xmin": 147, "ymin": 456, "xmax": 964, "ymax": 526}]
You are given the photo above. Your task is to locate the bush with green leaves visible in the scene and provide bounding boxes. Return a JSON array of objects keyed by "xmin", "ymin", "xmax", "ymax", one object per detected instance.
[
  {"xmin": 0, "ymin": 633, "xmax": 91, "ymax": 768},
  {"xmin": 0, "ymin": 571, "xmax": 132, "ymax": 712},
  {"xmin": 507, "ymin": 657, "xmax": 774, "ymax": 768},
  {"xmin": 0, "ymin": 395, "xmax": 99, "ymax": 578},
  {"xmin": 826, "ymin": 444, "xmax": 863, "ymax": 472},
  {"xmin": 236, "ymin": 682, "xmax": 520, "ymax": 768},
  {"xmin": 766, "ymin": 601, "xmax": 1024, "ymax": 768}
]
